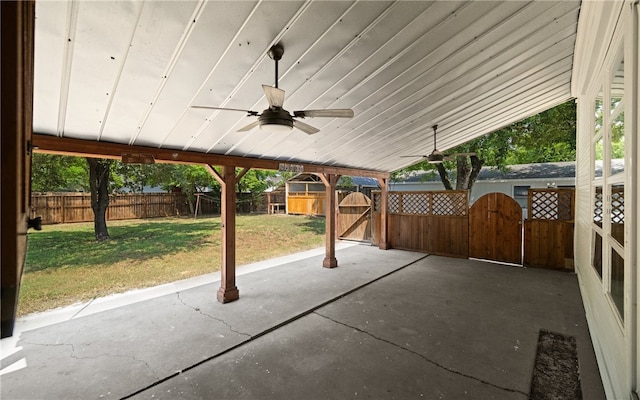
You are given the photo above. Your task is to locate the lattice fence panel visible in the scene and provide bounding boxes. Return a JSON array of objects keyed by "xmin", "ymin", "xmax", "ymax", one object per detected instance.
[
  {"xmin": 432, "ymin": 191, "xmax": 468, "ymax": 216},
  {"xmin": 388, "ymin": 193, "xmax": 400, "ymax": 213},
  {"xmin": 401, "ymin": 193, "xmax": 431, "ymax": 214},
  {"xmin": 611, "ymin": 187, "xmax": 624, "ymax": 224},
  {"xmin": 371, "ymin": 191, "xmax": 468, "ymax": 216},
  {"xmin": 529, "ymin": 189, "xmax": 575, "ymax": 221}
]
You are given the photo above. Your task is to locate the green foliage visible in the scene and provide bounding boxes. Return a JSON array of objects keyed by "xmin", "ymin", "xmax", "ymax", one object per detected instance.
[
  {"xmin": 31, "ymin": 154, "xmax": 89, "ymax": 192},
  {"xmin": 112, "ymin": 162, "xmax": 158, "ymax": 193},
  {"xmin": 144, "ymin": 164, "xmax": 218, "ymax": 197},
  {"xmin": 338, "ymin": 176, "xmax": 354, "ymax": 188},
  {"xmin": 610, "ymin": 112, "xmax": 625, "ymax": 159},
  {"xmin": 237, "ymin": 169, "xmax": 277, "ymax": 194}
]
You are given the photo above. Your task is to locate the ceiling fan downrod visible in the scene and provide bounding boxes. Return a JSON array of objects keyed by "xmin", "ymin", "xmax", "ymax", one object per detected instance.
[
  {"xmin": 268, "ymin": 43, "xmax": 285, "ymax": 89},
  {"xmin": 432, "ymin": 124, "xmax": 438, "ymax": 149}
]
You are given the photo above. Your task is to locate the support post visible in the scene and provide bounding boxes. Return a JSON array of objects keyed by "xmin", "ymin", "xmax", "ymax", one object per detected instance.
[
  {"xmin": 319, "ymin": 173, "xmax": 340, "ymax": 268},
  {"xmin": 1, "ymin": 0, "xmax": 35, "ymax": 338},
  {"xmin": 212, "ymin": 165, "xmax": 239, "ymax": 303},
  {"xmin": 377, "ymin": 177, "xmax": 390, "ymax": 250}
]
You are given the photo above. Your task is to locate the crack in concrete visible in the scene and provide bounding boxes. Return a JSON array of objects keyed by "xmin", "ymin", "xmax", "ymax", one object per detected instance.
[
  {"xmin": 20, "ymin": 340, "xmax": 75, "ymax": 351},
  {"xmin": 313, "ymin": 311, "xmax": 529, "ymax": 398},
  {"xmin": 22, "ymin": 340, "xmax": 159, "ymax": 378},
  {"xmin": 176, "ymin": 292, "xmax": 251, "ymax": 338}
]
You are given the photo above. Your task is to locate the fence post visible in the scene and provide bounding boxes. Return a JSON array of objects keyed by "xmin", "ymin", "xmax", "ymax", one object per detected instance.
[{"xmin": 62, "ymin": 195, "xmax": 66, "ymax": 223}]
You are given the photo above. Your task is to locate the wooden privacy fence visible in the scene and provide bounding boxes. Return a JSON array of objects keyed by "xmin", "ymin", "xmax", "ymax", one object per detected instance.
[
  {"xmin": 524, "ymin": 188, "xmax": 575, "ymax": 271},
  {"xmin": 372, "ymin": 190, "xmax": 469, "ymax": 258},
  {"xmin": 33, "ymin": 192, "xmax": 266, "ymax": 224},
  {"xmin": 32, "ymin": 193, "xmax": 191, "ymax": 224},
  {"xmin": 371, "ymin": 188, "xmax": 575, "ymax": 270}
]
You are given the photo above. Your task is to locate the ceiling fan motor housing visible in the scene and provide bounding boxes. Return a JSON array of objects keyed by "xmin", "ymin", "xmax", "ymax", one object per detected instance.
[
  {"xmin": 427, "ymin": 152, "xmax": 444, "ymax": 163},
  {"xmin": 259, "ymin": 107, "xmax": 293, "ymax": 129}
]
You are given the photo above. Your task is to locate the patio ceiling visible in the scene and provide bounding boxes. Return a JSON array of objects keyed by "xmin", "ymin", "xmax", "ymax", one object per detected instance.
[{"xmin": 33, "ymin": 0, "xmax": 580, "ymax": 174}]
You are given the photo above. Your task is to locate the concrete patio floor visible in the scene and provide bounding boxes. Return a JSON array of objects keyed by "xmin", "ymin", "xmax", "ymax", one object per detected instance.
[{"xmin": 1, "ymin": 244, "xmax": 605, "ymax": 399}]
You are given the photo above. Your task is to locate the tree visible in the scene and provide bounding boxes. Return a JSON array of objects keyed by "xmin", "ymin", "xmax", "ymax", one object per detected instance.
[
  {"xmin": 393, "ymin": 100, "xmax": 577, "ymax": 193},
  {"xmin": 86, "ymin": 158, "xmax": 112, "ymax": 241}
]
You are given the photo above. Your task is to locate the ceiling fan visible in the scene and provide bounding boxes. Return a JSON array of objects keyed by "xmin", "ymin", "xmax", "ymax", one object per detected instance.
[
  {"xmin": 401, "ymin": 125, "xmax": 476, "ymax": 164},
  {"xmin": 192, "ymin": 43, "xmax": 354, "ymax": 135}
]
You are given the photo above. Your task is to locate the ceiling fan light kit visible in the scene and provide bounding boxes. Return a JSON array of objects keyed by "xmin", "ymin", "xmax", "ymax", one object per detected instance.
[{"xmin": 192, "ymin": 43, "xmax": 354, "ymax": 135}]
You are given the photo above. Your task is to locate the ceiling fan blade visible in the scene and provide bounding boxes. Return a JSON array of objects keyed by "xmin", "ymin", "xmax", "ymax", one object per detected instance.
[
  {"xmin": 293, "ymin": 109, "xmax": 354, "ymax": 118},
  {"xmin": 191, "ymin": 105, "xmax": 259, "ymax": 116},
  {"xmin": 400, "ymin": 155, "xmax": 427, "ymax": 158},
  {"xmin": 237, "ymin": 120, "xmax": 260, "ymax": 132},
  {"xmin": 262, "ymin": 85, "xmax": 285, "ymax": 108},
  {"xmin": 293, "ymin": 119, "xmax": 320, "ymax": 135}
]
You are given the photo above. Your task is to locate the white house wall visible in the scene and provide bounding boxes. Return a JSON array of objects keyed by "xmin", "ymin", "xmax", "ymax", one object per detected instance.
[{"xmin": 573, "ymin": 1, "xmax": 638, "ymax": 398}]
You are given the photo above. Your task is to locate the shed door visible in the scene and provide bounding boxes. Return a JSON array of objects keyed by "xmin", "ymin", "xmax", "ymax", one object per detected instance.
[{"xmin": 469, "ymin": 193, "xmax": 522, "ymax": 264}]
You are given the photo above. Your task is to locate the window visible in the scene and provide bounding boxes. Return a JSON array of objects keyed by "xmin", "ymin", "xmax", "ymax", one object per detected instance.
[
  {"xmin": 592, "ymin": 231, "xmax": 603, "ymax": 279},
  {"xmin": 610, "ymin": 249, "xmax": 624, "ymax": 318},
  {"xmin": 610, "ymin": 185, "xmax": 624, "ymax": 245},
  {"xmin": 513, "ymin": 185, "xmax": 529, "ymax": 208},
  {"xmin": 593, "ymin": 87, "xmax": 604, "ymax": 179},
  {"xmin": 589, "ymin": 49, "xmax": 626, "ymax": 324},
  {"xmin": 610, "ymin": 58, "xmax": 625, "ymax": 174}
]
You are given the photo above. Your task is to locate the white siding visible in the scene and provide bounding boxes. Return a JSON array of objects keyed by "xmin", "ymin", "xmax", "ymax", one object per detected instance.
[{"xmin": 572, "ymin": 2, "xmax": 638, "ymax": 398}]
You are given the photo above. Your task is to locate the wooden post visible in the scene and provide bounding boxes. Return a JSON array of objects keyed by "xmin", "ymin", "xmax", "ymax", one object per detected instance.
[
  {"xmin": 1, "ymin": 0, "xmax": 35, "ymax": 338},
  {"xmin": 377, "ymin": 177, "xmax": 390, "ymax": 250},
  {"xmin": 194, "ymin": 194, "xmax": 200, "ymax": 220},
  {"xmin": 218, "ymin": 166, "xmax": 239, "ymax": 302},
  {"xmin": 205, "ymin": 165, "xmax": 240, "ymax": 303},
  {"xmin": 319, "ymin": 173, "xmax": 340, "ymax": 268}
]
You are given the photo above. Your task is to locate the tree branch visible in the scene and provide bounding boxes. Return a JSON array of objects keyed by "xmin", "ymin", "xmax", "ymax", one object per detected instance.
[{"xmin": 467, "ymin": 155, "xmax": 484, "ymax": 193}]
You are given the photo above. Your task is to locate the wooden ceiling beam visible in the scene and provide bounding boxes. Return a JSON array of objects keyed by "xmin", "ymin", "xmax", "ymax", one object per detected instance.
[{"xmin": 32, "ymin": 134, "xmax": 389, "ymax": 179}]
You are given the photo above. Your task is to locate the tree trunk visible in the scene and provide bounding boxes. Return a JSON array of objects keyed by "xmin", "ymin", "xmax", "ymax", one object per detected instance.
[
  {"xmin": 467, "ymin": 155, "xmax": 484, "ymax": 193},
  {"xmin": 87, "ymin": 158, "xmax": 111, "ymax": 241},
  {"xmin": 435, "ymin": 163, "xmax": 453, "ymax": 190},
  {"xmin": 435, "ymin": 155, "xmax": 484, "ymax": 195},
  {"xmin": 455, "ymin": 156, "xmax": 471, "ymax": 190}
]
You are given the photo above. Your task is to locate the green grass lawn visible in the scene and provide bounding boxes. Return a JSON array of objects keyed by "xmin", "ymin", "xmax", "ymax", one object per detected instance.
[{"xmin": 20, "ymin": 214, "xmax": 325, "ymax": 316}]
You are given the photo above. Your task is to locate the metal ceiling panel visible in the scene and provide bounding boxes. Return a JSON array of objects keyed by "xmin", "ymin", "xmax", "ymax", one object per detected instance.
[
  {"xmin": 33, "ymin": 0, "xmax": 581, "ymax": 173},
  {"xmin": 63, "ymin": 1, "xmax": 144, "ymax": 140},
  {"xmin": 100, "ymin": 1, "xmax": 201, "ymax": 143},
  {"xmin": 32, "ymin": 1, "xmax": 69, "ymax": 136}
]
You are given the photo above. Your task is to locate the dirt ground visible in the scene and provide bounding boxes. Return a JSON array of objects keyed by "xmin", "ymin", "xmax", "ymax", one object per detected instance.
[{"xmin": 530, "ymin": 330, "xmax": 582, "ymax": 400}]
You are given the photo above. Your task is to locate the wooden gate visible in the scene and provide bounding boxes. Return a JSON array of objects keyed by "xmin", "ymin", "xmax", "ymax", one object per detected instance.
[
  {"xmin": 338, "ymin": 192, "xmax": 371, "ymax": 241},
  {"xmin": 469, "ymin": 192, "xmax": 522, "ymax": 264}
]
